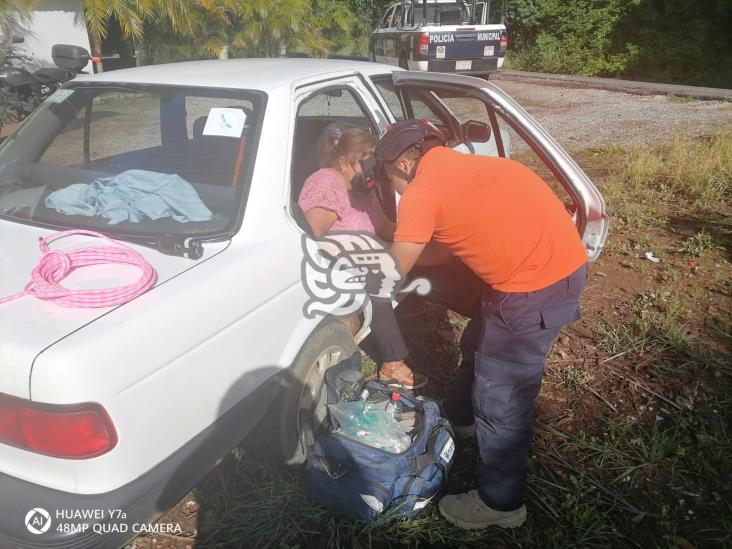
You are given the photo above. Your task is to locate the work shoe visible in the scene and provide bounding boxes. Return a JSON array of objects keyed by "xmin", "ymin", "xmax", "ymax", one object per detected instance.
[
  {"xmin": 439, "ymin": 489, "xmax": 527, "ymax": 530},
  {"xmin": 452, "ymin": 423, "xmax": 475, "ymax": 440}
]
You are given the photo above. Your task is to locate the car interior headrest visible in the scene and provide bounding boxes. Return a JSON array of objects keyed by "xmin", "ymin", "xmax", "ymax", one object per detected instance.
[{"xmin": 192, "ymin": 116, "xmax": 208, "ymax": 140}]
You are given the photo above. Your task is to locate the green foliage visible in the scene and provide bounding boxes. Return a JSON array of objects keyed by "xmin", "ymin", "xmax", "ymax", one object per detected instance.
[
  {"xmin": 80, "ymin": 0, "xmax": 732, "ymax": 87},
  {"xmin": 614, "ymin": 0, "xmax": 732, "ymax": 88},
  {"xmin": 595, "ymin": 131, "xmax": 732, "ymax": 241},
  {"xmin": 0, "ymin": 0, "xmax": 37, "ymax": 38},
  {"xmin": 83, "ymin": 0, "xmax": 366, "ymax": 64},
  {"xmin": 505, "ymin": 0, "xmax": 732, "ymax": 86},
  {"xmin": 679, "ymin": 230, "xmax": 722, "ymax": 257},
  {"xmin": 505, "ymin": 0, "xmax": 640, "ymax": 76}
]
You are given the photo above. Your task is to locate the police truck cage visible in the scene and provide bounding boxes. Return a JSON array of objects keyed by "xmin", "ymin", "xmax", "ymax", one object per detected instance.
[{"xmin": 369, "ymin": 0, "xmax": 508, "ymax": 75}]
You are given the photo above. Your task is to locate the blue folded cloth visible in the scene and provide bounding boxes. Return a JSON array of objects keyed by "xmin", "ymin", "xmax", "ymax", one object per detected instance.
[{"xmin": 45, "ymin": 170, "xmax": 213, "ymax": 225}]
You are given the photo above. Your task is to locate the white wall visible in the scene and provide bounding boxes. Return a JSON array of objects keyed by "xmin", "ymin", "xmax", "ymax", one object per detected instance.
[{"xmin": 16, "ymin": 0, "xmax": 92, "ymax": 71}]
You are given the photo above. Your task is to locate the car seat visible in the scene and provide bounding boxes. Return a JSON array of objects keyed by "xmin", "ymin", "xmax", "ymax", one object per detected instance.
[
  {"xmin": 187, "ymin": 112, "xmax": 248, "ymax": 187},
  {"xmin": 290, "ymin": 122, "xmax": 351, "ymax": 236}
]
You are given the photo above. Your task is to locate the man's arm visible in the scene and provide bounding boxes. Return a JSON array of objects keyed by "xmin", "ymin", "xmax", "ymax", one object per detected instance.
[
  {"xmin": 391, "ymin": 241, "xmax": 427, "ymax": 277},
  {"xmin": 415, "ymin": 241, "xmax": 452, "ymax": 266}
]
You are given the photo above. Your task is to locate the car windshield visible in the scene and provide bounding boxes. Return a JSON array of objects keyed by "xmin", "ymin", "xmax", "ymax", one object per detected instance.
[{"xmin": 0, "ymin": 84, "xmax": 263, "ymax": 244}]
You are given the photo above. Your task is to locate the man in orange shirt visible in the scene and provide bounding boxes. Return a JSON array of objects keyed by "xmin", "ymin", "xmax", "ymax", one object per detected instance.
[{"xmin": 375, "ymin": 120, "xmax": 588, "ymax": 529}]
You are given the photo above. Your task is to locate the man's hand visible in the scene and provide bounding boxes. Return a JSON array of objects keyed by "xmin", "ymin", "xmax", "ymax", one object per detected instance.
[{"xmin": 390, "ymin": 241, "xmax": 426, "ymax": 277}]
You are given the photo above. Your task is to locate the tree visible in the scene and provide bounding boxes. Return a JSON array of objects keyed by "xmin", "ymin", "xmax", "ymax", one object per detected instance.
[
  {"xmin": 82, "ymin": 0, "xmax": 215, "ymax": 67},
  {"xmin": 82, "ymin": 0, "xmax": 147, "ymax": 69},
  {"xmin": 82, "ymin": 0, "xmax": 365, "ymax": 66},
  {"xmin": 0, "ymin": 0, "xmax": 37, "ymax": 39},
  {"xmin": 505, "ymin": 0, "xmax": 640, "ymax": 76}
]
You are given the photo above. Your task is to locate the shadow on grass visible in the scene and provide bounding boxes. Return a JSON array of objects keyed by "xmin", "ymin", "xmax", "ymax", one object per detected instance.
[
  {"xmin": 664, "ymin": 211, "xmax": 732, "ymax": 262},
  {"xmin": 175, "ymin": 362, "xmax": 501, "ymax": 549}
]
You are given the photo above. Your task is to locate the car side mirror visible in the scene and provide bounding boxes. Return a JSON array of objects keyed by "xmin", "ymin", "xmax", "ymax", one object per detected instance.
[
  {"xmin": 462, "ymin": 120, "xmax": 491, "ymax": 143},
  {"xmin": 11, "ymin": 35, "xmax": 24, "ymax": 44}
]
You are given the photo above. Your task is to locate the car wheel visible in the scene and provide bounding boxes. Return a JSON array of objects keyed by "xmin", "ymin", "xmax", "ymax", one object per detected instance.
[
  {"xmin": 399, "ymin": 53, "xmax": 409, "ymax": 70},
  {"xmin": 251, "ymin": 319, "xmax": 357, "ymax": 465}
]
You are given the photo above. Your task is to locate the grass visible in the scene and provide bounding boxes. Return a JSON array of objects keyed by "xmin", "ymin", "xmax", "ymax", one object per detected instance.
[
  {"xmin": 678, "ymin": 229, "xmax": 723, "ymax": 256},
  {"xmin": 595, "ymin": 131, "xmax": 731, "ymax": 236},
  {"xmin": 194, "ymin": 449, "xmax": 506, "ymax": 548},
  {"xmin": 140, "ymin": 132, "xmax": 732, "ymax": 549},
  {"xmin": 559, "ymin": 366, "xmax": 593, "ymax": 391}
]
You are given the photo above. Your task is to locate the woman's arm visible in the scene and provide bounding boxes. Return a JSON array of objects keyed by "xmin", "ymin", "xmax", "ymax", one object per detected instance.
[
  {"xmin": 304, "ymin": 207, "xmax": 337, "ymax": 237},
  {"xmin": 377, "ymin": 218, "xmax": 396, "ymax": 241}
]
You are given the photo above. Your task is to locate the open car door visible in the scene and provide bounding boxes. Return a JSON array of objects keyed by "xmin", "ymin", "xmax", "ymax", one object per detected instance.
[{"xmin": 391, "ymin": 71, "xmax": 609, "ymax": 261}]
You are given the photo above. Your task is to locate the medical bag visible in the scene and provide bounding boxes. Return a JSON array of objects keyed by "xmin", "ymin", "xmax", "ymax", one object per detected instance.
[{"xmin": 303, "ymin": 356, "xmax": 455, "ymax": 518}]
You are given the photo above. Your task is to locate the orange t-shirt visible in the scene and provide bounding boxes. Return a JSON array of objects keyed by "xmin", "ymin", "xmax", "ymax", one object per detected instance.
[{"xmin": 393, "ymin": 147, "xmax": 587, "ymax": 292}]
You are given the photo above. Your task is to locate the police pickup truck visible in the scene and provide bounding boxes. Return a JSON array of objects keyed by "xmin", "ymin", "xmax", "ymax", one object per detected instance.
[{"xmin": 370, "ymin": 0, "xmax": 507, "ymax": 75}]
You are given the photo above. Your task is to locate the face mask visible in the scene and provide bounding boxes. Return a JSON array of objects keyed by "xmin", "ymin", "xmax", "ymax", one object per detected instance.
[{"xmin": 350, "ymin": 156, "xmax": 379, "ymax": 194}]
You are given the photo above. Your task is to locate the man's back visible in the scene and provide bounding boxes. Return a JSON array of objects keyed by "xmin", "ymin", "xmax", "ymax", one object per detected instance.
[{"xmin": 393, "ymin": 147, "xmax": 587, "ymax": 292}]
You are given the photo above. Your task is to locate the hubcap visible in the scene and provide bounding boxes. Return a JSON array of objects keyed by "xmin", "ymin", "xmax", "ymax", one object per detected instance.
[{"xmin": 297, "ymin": 346, "xmax": 345, "ymax": 443}]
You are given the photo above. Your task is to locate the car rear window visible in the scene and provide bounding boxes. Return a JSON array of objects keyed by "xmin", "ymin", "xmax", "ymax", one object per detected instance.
[{"xmin": 0, "ymin": 84, "xmax": 264, "ymax": 242}]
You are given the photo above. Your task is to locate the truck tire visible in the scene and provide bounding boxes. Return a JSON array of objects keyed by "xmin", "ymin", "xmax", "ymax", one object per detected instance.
[{"xmin": 249, "ymin": 319, "xmax": 357, "ymax": 465}]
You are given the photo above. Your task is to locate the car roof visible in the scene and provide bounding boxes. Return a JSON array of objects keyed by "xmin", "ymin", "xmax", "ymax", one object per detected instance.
[{"xmin": 76, "ymin": 58, "xmax": 397, "ymax": 92}]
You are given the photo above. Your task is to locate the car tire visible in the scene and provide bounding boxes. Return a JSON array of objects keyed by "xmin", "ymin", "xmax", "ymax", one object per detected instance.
[
  {"xmin": 399, "ymin": 53, "xmax": 409, "ymax": 70},
  {"xmin": 250, "ymin": 319, "xmax": 358, "ymax": 465}
]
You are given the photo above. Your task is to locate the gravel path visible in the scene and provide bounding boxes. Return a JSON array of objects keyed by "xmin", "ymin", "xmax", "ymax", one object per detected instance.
[{"xmin": 491, "ymin": 76, "xmax": 732, "ymax": 151}]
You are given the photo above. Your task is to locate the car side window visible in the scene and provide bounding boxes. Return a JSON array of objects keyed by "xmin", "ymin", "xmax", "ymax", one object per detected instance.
[
  {"xmin": 380, "ymin": 7, "xmax": 395, "ymax": 29},
  {"xmin": 371, "ymin": 77, "xmax": 404, "ymax": 122},
  {"xmin": 39, "ymin": 107, "xmax": 85, "ymax": 166},
  {"xmin": 405, "ymin": 91, "xmax": 448, "ymax": 128},
  {"xmin": 41, "ymin": 91, "xmax": 162, "ymax": 166},
  {"xmin": 371, "ymin": 77, "xmax": 455, "ymax": 139},
  {"xmin": 185, "ymin": 97, "xmax": 254, "ymax": 139},
  {"xmin": 493, "ymin": 114, "xmax": 575, "ymax": 215},
  {"xmin": 390, "ymin": 5, "xmax": 403, "ymax": 28}
]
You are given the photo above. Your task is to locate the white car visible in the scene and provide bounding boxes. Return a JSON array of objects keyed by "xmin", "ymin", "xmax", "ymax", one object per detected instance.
[{"xmin": 0, "ymin": 58, "xmax": 607, "ymax": 548}]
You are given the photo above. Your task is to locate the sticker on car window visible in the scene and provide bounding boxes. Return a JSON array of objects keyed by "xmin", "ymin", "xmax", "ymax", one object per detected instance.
[
  {"xmin": 46, "ymin": 89, "xmax": 74, "ymax": 103},
  {"xmin": 202, "ymin": 107, "xmax": 246, "ymax": 138}
]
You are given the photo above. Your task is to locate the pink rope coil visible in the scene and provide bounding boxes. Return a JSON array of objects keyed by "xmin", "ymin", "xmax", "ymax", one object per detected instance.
[{"xmin": 0, "ymin": 230, "xmax": 158, "ymax": 308}]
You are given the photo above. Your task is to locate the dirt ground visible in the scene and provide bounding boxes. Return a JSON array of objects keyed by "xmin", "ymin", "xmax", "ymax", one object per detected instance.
[
  {"xmin": 491, "ymin": 76, "xmax": 732, "ymax": 151},
  {"xmin": 126, "ymin": 80, "xmax": 731, "ymax": 549}
]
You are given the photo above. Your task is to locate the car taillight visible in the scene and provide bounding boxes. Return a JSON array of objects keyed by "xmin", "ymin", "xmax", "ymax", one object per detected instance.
[
  {"xmin": 0, "ymin": 392, "xmax": 117, "ymax": 459},
  {"xmin": 499, "ymin": 34, "xmax": 508, "ymax": 52},
  {"xmin": 415, "ymin": 33, "xmax": 429, "ymax": 56}
]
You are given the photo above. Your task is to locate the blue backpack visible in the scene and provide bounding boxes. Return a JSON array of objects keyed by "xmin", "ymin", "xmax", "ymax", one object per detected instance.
[{"xmin": 304, "ymin": 357, "xmax": 455, "ymax": 518}]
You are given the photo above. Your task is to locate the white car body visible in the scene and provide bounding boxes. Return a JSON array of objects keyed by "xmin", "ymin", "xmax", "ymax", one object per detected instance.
[{"xmin": 0, "ymin": 58, "xmax": 607, "ymax": 548}]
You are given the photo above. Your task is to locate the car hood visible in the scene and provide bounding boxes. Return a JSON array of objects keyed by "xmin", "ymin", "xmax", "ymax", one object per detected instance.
[{"xmin": 0, "ymin": 223, "xmax": 228, "ymax": 399}]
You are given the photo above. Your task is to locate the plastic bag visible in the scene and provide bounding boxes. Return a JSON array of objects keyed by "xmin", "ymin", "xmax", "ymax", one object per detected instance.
[{"xmin": 328, "ymin": 400, "xmax": 411, "ymax": 453}]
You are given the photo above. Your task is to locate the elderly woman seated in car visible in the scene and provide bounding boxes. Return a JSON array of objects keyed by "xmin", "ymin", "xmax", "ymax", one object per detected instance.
[
  {"xmin": 298, "ymin": 128, "xmax": 394, "ymax": 240},
  {"xmin": 297, "ymin": 127, "xmax": 427, "ymax": 389}
]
